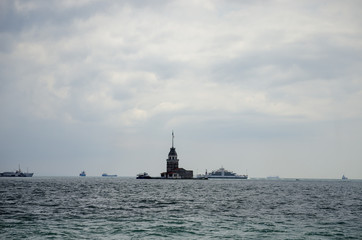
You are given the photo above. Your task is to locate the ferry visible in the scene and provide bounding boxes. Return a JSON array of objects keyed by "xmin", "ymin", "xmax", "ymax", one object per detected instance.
[
  {"xmin": 0, "ymin": 166, "xmax": 33, "ymax": 177},
  {"xmin": 198, "ymin": 167, "xmax": 248, "ymax": 179},
  {"xmin": 79, "ymin": 171, "xmax": 86, "ymax": 177}
]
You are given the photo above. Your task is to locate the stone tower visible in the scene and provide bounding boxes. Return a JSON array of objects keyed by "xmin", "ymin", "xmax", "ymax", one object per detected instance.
[{"xmin": 166, "ymin": 131, "xmax": 179, "ymax": 172}]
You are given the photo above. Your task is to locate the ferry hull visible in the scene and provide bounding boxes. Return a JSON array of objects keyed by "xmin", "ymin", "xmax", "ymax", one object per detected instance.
[{"xmin": 207, "ymin": 176, "xmax": 248, "ymax": 179}]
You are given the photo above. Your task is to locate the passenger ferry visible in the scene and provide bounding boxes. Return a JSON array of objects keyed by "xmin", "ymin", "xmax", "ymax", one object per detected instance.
[{"xmin": 198, "ymin": 167, "xmax": 248, "ymax": 179}]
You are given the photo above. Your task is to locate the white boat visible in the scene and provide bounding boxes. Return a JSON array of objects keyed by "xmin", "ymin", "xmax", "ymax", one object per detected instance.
[{"xmin": 199, "ymin": 167, "xmax": 248, "ymax": 179}]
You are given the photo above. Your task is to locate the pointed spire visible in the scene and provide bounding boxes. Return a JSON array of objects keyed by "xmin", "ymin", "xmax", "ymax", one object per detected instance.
[{"xmin": 172, "ymin": 130, "xmax": 174, "ymax": 148}]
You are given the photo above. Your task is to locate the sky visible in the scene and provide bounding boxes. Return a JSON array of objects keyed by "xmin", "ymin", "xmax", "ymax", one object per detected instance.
[{"xmin": 0, "ymin": 0, "xmax": 361, "ymax": 178}]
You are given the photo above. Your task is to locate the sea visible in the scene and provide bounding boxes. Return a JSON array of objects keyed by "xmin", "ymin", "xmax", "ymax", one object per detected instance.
[{"xmin": 1, "ymin": 177, "xmax": 361, "ymax": 239}]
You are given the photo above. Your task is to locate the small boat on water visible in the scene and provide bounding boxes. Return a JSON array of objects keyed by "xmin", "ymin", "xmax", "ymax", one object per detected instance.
[
  {"xmin": 0, "ymin": 166, "xmax": 33, "ymax": 177},
  {"xmin": 342, "ymin": 174, "xmax": 348, "ymax": 180},
  {"xmin": 102, "ymin": 173, "xmax": 117, "ymax": 177},
  {"xmin": 136, "ymin": 172, "xmax": 152, "ymax": 179},
  {"xmin": 267, "ymin": 176, "xmax": 280, "ymax": 180},
  {"xmin": 198, "ymin": 167, "xmax": 248, "ymax": 179},
  {"xmin": 79, "ymin": 171, "xmax": 86, "ymax": 177}
]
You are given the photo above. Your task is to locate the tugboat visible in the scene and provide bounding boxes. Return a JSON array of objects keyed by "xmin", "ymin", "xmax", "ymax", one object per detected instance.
[
  {"xmin": 198, "ymin": 167, "xmax": 248, "ymax": 179},
  {"xmin": 136, "ymin": 172, "xmax": 152, "ymax": 179},
  {"xmin": 79, "ymin": 171, "xmax": 86, "ymax": 177},
  {"xmin": 0, "ymin": 165, "xmax": 33, "ymax": 177}
]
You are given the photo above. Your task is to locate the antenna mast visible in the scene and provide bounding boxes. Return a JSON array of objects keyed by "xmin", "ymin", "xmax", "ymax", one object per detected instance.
[{"xmin": 172, "ymin": 131, "xmax": 174, "ymax": 148}]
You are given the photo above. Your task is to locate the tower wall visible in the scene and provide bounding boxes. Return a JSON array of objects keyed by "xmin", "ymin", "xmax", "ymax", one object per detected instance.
[
  {"xmin": 167, "ymin": 147, "xmax": 179, "ymax": 172},
  {"xmin": 167, "ymin": 159, "xmax": 179, "ymax": 172}
]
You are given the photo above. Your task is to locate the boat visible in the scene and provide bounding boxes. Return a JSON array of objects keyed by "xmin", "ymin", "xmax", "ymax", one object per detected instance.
[
  {"xmin": 267, "ymin": 176, "xmax": 280, "ymax": 180},
  {"xmin": 0, "ymin": 166, "xmax": 33, "ymax": 177},
  {"xmin": 342, "ymin": 174, "xmax": 348, "ymax": 180},
  {"xmin": 102, "ymin": 173, "xmax": 117, "ymax": 177},
  {"xmin": 195, "ymin": 174, "xmax": 208, "ymax": 180},
  {"xmin": 199, "ymin": 167, "xmax": 248, "ymax": 179},
  {"xmin": 79, "ymin": 171, "xmax": 86, "ymax": 177},
  {"xmin": 136, "ymin": 172, "xmax": 152, "ymax": 179}
]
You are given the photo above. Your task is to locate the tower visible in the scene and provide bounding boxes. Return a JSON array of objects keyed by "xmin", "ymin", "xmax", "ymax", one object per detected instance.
[
  {"xmin": 166, "ymin": 131, "xmax": 179, "ymax": 172},
  {"xmin": 160, "ymin": 131, "xmax": 193, "ymax": 179}
]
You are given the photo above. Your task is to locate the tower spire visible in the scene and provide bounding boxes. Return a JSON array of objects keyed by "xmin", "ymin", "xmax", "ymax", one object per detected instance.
[{"xmin": 172, "ymin": 131, "xmax": 174, "ymax": 148}]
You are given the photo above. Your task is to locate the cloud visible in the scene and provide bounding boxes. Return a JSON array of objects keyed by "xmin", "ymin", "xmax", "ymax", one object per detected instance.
[{"xmin": 2, "ymin": 0, "xmax": 362, "ymax": 125}]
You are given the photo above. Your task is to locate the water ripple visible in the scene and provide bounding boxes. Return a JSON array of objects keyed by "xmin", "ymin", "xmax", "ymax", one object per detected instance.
[{"xmin": 0, "ymin": 178, "xmax": 361, "ymax": 239}]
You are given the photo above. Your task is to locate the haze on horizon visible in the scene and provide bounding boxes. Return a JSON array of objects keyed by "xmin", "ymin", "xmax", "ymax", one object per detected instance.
[{"xmin": 0, "ymin": 0, "xmax": 361, "ymax": 179}]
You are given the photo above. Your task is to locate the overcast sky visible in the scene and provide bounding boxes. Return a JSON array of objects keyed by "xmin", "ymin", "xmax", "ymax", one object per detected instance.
[{"xmin": 1, "ymin": 0, "xmax": 361, "ymax": 178}]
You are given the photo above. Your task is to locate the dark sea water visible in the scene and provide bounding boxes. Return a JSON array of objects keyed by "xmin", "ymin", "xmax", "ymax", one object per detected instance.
[{"xmin": 1, "ymin": 177, "xmax": 361, "ymax": 239}]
